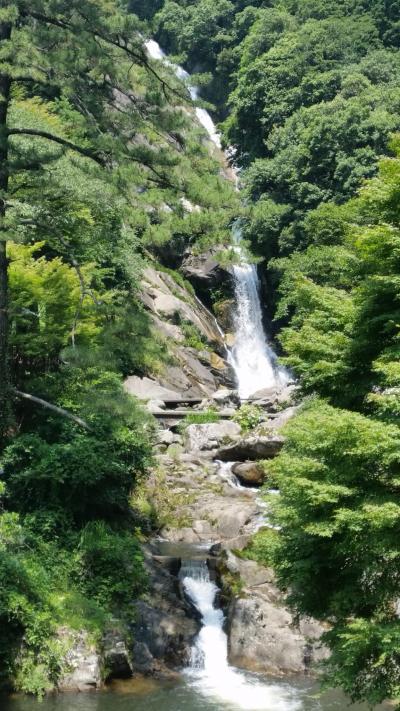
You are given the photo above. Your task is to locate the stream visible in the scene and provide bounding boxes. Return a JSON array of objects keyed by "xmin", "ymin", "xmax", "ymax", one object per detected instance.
[
  {"xmin": 1, "ymin": 553, "xmax": 392, "ymax": 711},
  {"xmin": 2, "ymin": 39, "xmax": 391, "ymax": 711}
]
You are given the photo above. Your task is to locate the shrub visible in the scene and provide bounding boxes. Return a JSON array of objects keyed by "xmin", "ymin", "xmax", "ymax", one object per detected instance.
[{"xmin": 233, "ymin": 404, "xmax": 263, "ymax": 432}]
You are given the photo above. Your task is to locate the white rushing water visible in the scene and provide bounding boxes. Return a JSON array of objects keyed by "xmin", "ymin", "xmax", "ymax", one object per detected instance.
[
  {"xmin": 145, "ymin": 38, "xmax": 290, "ymax": 400},
  {"xmin": 180, "ymin": 559, "xmax": 301, "ymax": 711},
  {"xmin": 145, "ymin": 40, "xmax": 222, "ymax": 148}
]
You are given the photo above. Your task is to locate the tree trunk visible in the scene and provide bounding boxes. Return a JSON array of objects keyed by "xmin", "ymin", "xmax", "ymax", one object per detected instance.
[{"xmin": 0, "ymin": 20, "xmax": 12, "ymax": 442}]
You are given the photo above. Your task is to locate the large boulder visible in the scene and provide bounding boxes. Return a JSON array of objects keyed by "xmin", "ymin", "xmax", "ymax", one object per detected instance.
[
  {"xmin": 124, "ymin": 376, "xmax": 182, "ymax": 401},
  {"xmin": 181, "ymin": 250, "xmax": 233, "ymax": 309},
  {"xmin": 249, "ymin": 384, "xmax": 297, "ymax": 411},
  {"xmin": 223, "ymin": 553, "xmax": 329, "ymax": 675},
  {"xmin": 232, "ymin": 461, "xmax": 265, "ymax": 486},
  {"xmin": 215, "ymin": 435, "xmax": 284, "ymax": 462},
  {"xmin": 184, "ymin": 421, "xmax": 241, "ymax": 452},
  {"xmin": 227, "ymin": 597, "xmax": 327, "ymax": 675}
]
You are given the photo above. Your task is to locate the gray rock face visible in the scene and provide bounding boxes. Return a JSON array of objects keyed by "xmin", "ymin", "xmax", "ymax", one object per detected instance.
[
  {"xmin": 103, "ymin": 626, "xmax": 133, "ymax": 679},
  {"xmin": 184, "ymin": 421, "xmax": 241, "ymax": 452},
  {"xmin": 215, "ymin": 435, "xmax": 284, "ymax": 462},
  {"xmin": 58, "ymin": 629, "xmax": 102, "ymax": 691},
  {"xmin": 232, "ymin": 461, "xmax": 265, "ymax": 485},
  {"xmin": 130, "ymin": 550, "xmax": 199, "ymax": 676},
  {"xmin": 223, "ymin": 553, "xmax": 329, "ymax": 676},
  {"xmin": 124, "ymin": 376, "xmax": 182, "ymax": 401},
  {"xmin": 181, "ymin": 250, "xmax": 228, "ymax": 285}
]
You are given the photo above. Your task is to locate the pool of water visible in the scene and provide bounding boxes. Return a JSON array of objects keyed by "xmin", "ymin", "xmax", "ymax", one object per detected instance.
[{"xmin": 1, "ymin": 676, "xmax": 392, "ymax": 711}]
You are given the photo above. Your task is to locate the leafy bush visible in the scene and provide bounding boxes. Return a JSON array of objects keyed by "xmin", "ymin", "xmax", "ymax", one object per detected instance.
[
  {"xmin": 233, "ymin": 404, "xmax": 263, "ymax": 432},
  {"xmin": 78, "ymin": 522, "xmax": 147, "ymax": 608}
]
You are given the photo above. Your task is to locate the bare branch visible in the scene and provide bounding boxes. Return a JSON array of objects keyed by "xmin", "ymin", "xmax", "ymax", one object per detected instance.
[{"xmin": 13, "ymin": 389, "xmax": 91, "ymax": 430}]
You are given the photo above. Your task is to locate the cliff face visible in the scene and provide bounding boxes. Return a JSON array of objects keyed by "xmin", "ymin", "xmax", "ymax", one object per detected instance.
[{"xmin": 125, "ymin": 265, "xmax": 235, "ymax": 402}]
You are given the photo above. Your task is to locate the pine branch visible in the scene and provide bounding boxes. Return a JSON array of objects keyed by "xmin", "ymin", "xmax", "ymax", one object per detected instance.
[
  {"xmin": 24, "ymin": 9, "xmax": 186, "ymax": 102},
  {"xmin": 13, "ymin": 389, "xmax": 91, "ymax": 430},
  {"xmin": 7, "ymin": 128, "xmax": 106, "ymax": 165}
]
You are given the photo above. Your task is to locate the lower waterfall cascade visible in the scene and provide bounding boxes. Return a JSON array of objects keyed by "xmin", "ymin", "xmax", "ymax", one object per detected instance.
[
  {"xmin": 180, "ymin": 559, "xmax": 302, "ymax": 711},
  {"xmin": 145, "ymin": 38, "xmax": 290, "ymax": 399}
]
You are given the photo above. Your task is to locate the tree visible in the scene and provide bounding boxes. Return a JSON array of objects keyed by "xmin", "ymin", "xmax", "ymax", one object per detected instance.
[
  {"xmin": 0, "ymin": 0, "xmax": 189, "ymax": 441},
  {"xmin": 267, "ymin": 399, "xmax": 400, "ymax": 706}
]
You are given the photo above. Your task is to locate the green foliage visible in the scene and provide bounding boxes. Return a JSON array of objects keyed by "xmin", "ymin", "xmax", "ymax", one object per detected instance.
[
  {"xmin": 240, "ymin": 528, "xmax": 280, "ymax": 566},
  {"xmin": 78, "ymin": 522, "xmax": 147, "ymax": 608},
  {"xmin": 177, "ymin": 409, "xmax": 221, "ymax": 433},
  {"xmin": 264, "ymin": 399, "xmax": 400, "ymax": 705},
  {"xmin": 233, "ymin": 403, "xmax": 263, "ymax": 432},
  {"xmin": 181, "ymin": 321, "xmax": 208, "ymax": 350}
]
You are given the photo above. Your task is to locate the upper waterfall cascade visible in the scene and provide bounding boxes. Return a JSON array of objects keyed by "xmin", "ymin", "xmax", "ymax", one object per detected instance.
[
  {"xmin": 180, "ymin": 559, "xmax": 301, "ymax": 711},
  {"xmin": 145, "ymin": 39, "xmax": 290, "ymax": 398}
]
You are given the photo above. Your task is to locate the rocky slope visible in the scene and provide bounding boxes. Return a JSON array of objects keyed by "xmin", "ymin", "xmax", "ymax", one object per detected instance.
[{"xmin": 55, "ymin": 247, "xmax": 327, "ymax": 692}]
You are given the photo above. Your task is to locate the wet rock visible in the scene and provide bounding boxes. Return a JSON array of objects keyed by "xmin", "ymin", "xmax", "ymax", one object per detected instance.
[
  {"xmin": 232, "ymin": 461, "xmax": 265, "ymax": 485},
  {"xmin": 58, "ymin": 629, "xmax": 102, "ymax": 691},
  {"xmin": 215, "ymin": 435, "xmax": 284, "ymax": 462},
  {"xmin": 103, "ymin": 625, "xmax": 133, "ymax": 680},
  {"xmin": 184, "ymin": 421, "xmax": 241, "ymax": 452},
  {"xmin": 130, "ymin": 551, "xmax": 199, "ymax": 676}
]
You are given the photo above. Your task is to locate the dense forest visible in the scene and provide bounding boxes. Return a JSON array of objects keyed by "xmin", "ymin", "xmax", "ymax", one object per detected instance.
[{"xmin": 1, "ymin": 0, "xmax": 400, "ymax": 707}]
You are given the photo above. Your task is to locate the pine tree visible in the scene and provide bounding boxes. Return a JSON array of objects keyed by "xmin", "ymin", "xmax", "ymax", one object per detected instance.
[{"xmin": 0, "ymin": 0, "xmax": 186, "ymax": 441}]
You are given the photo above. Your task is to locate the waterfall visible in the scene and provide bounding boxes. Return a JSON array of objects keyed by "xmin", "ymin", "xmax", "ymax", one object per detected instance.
[
  {"xmin": 229, "ymin": 231, "xmax": 291, "ymax": 399},
  {"xmin": 144, "ymin": 38, "xmax": 291, "ymax": 399},
  {"xmin": 145, "ymin": 40, "xmax": 222, "ymax": 148},
  {"xmin": 180, "ymin": 559, "xmax": 301, "ymax": 711}
]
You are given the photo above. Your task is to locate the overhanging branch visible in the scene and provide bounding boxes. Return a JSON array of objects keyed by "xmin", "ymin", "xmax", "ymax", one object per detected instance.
[
  {"xmin": 13, "ymin": 389, "xmax": 91, "ymax": 430},
  {"xmin": 7, "ymin": 128, "xmax": 106, "ymax": 166}
]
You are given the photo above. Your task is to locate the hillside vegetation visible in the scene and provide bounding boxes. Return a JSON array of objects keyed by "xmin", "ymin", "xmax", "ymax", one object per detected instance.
[
  {"xmin": 148, "ymin": 0, "xmax": 400, "ymax": 706},
  {"xmin": 1, "ymin": 0, "xmax": 400, "ymax": 706},
  {"xmin": 0, "ymin": 0, "xmax": 237, "ymax": 696}
]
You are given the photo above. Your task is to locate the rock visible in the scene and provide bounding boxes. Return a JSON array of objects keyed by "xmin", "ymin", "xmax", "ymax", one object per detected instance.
[
  {"xmin": 130, "ymin": 551, "xmax": 199, "ymax": 676},
  {"xmin": 103, "ymin": 625, "xmax": 133, "ymax": 680},
  {"xmin": 223, "ymin": 553, "xmax": 329, "ymax": 675},
  {"xmin": 157, "ymin": 429, "xmax": 175, "ymax": 446},
  {"xmin": 211, "ymin": 389, "xmax": 241, "ymax": 406},
  {"xmin": 227, "ymin": 591, "xmax": 328, "ymax": 675},
  {"xmin": 209, "ymin": 353, "xmax": 227, "ymax": 371},
  {"xmin": 215, "ymin": 435, "xmax": 284, "ymax": 462},
  {"xmin": 213, "ymin": 298, "xmax": 235, "ymax": 332},
  {"xmin": 192, "ymin": 520, "xmax": 213, "ymax": 535},
  {"xmin": 124, "ymin": 376, "xmax": 182, "ymax": 401},
  {"xmin": 250, "ymin": 384, "xmax": 297, "ymax": 411},
  {"xmin": 58, "ymin": 629, "xmax": 102, "ymax": 691},
  {"xmin": 232, "ymin": 461, "xmax": 265, "ymax": 485},
  {"xmin": 181, "ymin": 250, "xmax": 233, "ymax": 308},
  {"xmin": 184, "ymin": 421, "xmax": 241, "ymax": 452},
  {"xmin": 147, "ymin": 399, "xmax": 166, "ymax": 413},
  {"xmin": 224, "ymin": 552, "xmax": 275, "ymax": 589},
  {"xmin": 228, "ymin": 597, "xmax": 309, "ymax": 675},
  {"xmin": 218, "ymin": 506, "xmax": 252, "ymax": 538}
]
